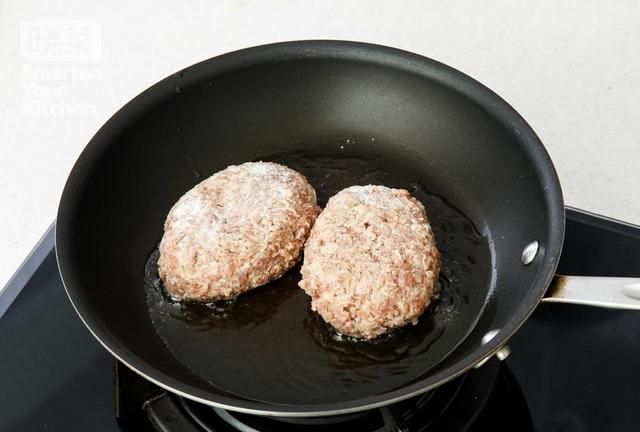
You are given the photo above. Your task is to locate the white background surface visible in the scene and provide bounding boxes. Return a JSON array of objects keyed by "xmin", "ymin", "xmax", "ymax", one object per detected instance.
[{"xmin": 1, "ymin": 0, "xmax": 639, "ymax": 291}]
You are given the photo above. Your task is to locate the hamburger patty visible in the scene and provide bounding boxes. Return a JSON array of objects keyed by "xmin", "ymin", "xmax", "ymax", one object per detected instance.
[
  {"xmin": 159, "ymin": 162, "xmax": 319, "ymax": 301},
  {"xmin": 299, "ymin": 185, "xmax": 440, "ymax": 339}
]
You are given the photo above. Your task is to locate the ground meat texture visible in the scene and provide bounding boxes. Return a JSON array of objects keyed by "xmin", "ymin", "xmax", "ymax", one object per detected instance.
[
  {"xmin": 299, "ymin": 185, "xmax": 440, "ymax": 339},
  {"xmin": 158, "ymin": 162, "xmax": 320, "ymax": 301}
]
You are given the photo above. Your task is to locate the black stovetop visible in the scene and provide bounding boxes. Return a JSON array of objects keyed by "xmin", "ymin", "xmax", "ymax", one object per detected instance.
[{"xmin": 1, "ymin": 208, "xmax": 640, "ymax": 431}]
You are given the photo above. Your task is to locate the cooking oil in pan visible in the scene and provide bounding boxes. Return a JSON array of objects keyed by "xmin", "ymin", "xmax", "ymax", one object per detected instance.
[{"xmin": 144, "ymin": 149, "xmax": 493, "ymax": 405}]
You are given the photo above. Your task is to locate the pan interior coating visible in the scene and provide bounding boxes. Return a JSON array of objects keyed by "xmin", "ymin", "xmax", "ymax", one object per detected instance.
[{"xmin": 144, "ymin": 149, "xmax": 494, "ymax": 405}]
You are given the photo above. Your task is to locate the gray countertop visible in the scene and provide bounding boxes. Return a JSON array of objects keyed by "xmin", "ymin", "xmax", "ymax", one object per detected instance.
[{"xmin": 1, "ymin": 0, "xmax": 639, "ymax": 291}]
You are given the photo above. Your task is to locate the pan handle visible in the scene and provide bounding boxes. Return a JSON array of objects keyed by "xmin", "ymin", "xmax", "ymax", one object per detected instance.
[{"xmin": 542, "ymin": 276, "xmax": 640, "ymax": 310}]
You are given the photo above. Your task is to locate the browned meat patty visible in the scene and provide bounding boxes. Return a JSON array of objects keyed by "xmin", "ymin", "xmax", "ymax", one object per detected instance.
[
  {"xmin": 299, "ymin": 185, "xmax": 440, "ymax": 339},
  {"xmin": 158, "ymin": 162, "xmax": 319, "ymax": 301}
]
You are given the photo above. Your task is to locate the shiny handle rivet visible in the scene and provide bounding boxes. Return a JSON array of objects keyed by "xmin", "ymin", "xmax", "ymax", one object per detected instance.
[{"xmin": 521, "ymin": 241, "xmax": 539, "ymax": 265}]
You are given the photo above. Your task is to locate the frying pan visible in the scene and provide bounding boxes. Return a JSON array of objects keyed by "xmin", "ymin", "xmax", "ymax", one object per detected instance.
[{"xmin": 55, "ymin": 40, "xmax": 640, "ymax": 417}]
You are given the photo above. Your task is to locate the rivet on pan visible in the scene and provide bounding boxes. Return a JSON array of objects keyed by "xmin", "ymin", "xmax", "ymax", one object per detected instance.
[
  {"xmin": 482, "ymin": 329, "xmax": 500, "ymax": 345},
  {"xmin": 474, "ymin": 344, "xmax": 511, "ymax": 369},
  {"xmin": 521, "ymin": 241, "xmax": 539, "ymax": 265},
  {"xmin": 495, "ymin": 346, "xmax": 511, "ymax": 361}
]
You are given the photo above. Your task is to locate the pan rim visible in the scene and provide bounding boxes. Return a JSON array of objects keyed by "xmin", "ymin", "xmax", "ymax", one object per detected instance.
[{"xmin": 55, "ymin": 39, "xmax": 565, "ymax": 417}]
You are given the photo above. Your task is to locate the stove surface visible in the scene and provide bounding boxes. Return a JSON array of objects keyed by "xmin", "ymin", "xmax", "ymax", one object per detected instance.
[{"xmin": 1, "ymin": 208, "xmax": 639, "ymax": 431}]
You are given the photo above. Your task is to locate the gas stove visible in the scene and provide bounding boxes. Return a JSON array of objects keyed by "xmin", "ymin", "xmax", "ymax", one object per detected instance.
[
  {"xmin": 113, "ymin": 355, "xmax": 530, "ymax": 431},
  {"xmin": 1, "ymin": 208, "xmax": 639, "ymax": 431}
]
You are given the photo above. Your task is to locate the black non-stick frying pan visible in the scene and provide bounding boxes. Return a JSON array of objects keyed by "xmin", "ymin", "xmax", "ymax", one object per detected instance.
[{"xmin": 55, "ymin": 40, "xmax": 640, "ymax": 417}]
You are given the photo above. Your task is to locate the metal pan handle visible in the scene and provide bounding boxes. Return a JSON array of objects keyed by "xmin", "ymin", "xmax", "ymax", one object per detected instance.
[
  {"xmin": 542, "ymin": 276, "xmax": 640, "ymax": 310},
  {"xmin": 477, "ymin": 275, "xmax": 640, "ymax": 369},
  {"xmin": 538, "ymin": 208, "xmax": 640, "ymax": 310}
]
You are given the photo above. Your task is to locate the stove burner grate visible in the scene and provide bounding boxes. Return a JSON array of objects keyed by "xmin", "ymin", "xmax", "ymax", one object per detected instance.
[{"xmin": 115, "ymin": 358, "xmax": 532, "ymax": 431}]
